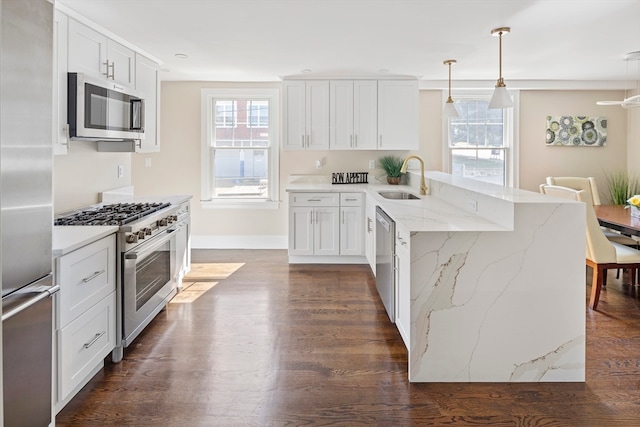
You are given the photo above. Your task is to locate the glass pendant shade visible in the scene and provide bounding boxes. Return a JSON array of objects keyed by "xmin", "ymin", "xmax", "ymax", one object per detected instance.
[
  {"xmin": 443, "ymin": 99, "xmax": 459, "ymax": 118},
  {"xmin": 488, "ymin": 85, "xmax": 513, "ymax": 109}
]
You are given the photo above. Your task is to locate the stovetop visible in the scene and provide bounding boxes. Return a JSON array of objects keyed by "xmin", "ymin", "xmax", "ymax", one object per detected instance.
[{"xmin": 54, "ymin": 202, "xmax": 171, "ymax": 226}]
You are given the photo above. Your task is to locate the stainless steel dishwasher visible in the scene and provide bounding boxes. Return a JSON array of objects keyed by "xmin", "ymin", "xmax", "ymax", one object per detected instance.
[{"xmin": 375, "ymin": 207, "xmax": 396, "ymax": 322}]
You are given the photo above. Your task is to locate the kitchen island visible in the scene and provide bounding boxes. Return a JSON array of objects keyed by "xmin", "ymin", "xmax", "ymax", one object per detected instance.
[{"xmin": 287, "ymin": 171, "xmax": 586, "ymax": 382}]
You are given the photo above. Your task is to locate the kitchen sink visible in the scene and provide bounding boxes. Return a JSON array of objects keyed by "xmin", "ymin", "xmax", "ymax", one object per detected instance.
[{"xmin": 378, "ymin": 191, "xmax": 420, "ymax": 200}]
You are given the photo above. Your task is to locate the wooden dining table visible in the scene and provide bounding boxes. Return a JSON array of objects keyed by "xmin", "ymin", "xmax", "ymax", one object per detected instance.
[{"xmin": 594, "ymin": 205, "xmax": 640, "ymax": 237}]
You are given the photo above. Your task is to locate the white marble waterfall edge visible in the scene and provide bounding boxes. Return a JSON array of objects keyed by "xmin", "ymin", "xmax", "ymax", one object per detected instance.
[{"xmin": 408, "ymin": 202, "xmax": 586, "ymax": 382}]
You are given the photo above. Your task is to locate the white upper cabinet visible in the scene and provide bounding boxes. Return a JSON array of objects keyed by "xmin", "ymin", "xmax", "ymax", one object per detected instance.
[
  {"xmin": 377, "ymin": 80, "xmax": 419, "ymax": 150},
  {"xmin": 134, "ymin": 55, "xmax": 160, "ymax": 153},
  {"xmin": 68, "ymin": 19, "xmax": 135, "ymax": 88},
  {"xmin": 282, "ymin": 80, "xmax": 330, "ymax": 150},
  {"xmin": 330, "ymin": 80, "xmax": 377, "ymax": 150},
  {"xmin": 286, "ymin": 79, "xmax": 417, "ymax": 151}
]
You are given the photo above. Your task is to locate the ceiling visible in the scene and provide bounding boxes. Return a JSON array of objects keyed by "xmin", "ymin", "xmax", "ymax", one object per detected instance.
[{"xmin": 57, "ymin": 0, "xmax": 640, "ymax": 87}]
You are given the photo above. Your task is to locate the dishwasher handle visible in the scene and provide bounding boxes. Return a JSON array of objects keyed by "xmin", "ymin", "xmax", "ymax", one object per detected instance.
[{"xmin": 2, "ymin": 274, "xmax": 59, "ymax": 322}]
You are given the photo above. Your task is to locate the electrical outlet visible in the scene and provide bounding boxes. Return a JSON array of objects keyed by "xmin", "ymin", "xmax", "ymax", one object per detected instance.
[
  {"xmin": 117, "ymin": 164, "xmax": 124, "ymax": 178},
  {"xmin": 145, "ymin": 157, "xmax": 152, "ymax": 167},
  {"xmin": 467, "ymin": 199, "xmax": 478, "ymax": 212},
  {"xmin": 369, "ymin": 160, "xmax": 376, "ymax": 169}
]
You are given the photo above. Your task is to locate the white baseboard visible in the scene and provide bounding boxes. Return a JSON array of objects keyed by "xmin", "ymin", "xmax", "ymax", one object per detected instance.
[{"xmin": 192, "ymin": 235, "xmax": 287, "ymax": 249}]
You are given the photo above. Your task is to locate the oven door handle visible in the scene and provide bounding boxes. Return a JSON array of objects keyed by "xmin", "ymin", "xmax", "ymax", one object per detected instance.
[{"xmin": 124, "ymin": 229, "xmax": 175, "ymax": 260}]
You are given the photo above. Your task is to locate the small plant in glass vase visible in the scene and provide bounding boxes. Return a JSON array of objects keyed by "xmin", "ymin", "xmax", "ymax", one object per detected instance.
[
  {"xmin": 378, "ymin": 155, "xmax": 404, "ymax": 185},
  {"xmin": 626, "ymin": 195, "xmax": 640, "ymax": 218}
]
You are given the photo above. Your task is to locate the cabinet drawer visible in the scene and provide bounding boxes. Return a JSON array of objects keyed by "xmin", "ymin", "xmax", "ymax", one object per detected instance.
[
  {"xmin": 56, "ymin": 234, "xmax": 116, "ymax": 328},
  {"xmin": 290, "ymin": 192, "xmax": 339, "ymax": 207},
  {"xmin": 340, "ymin": 192, "xmax": 363, "ymax": 206},
  {"xmin": 57, "ymin": 292, "xmax": 116, "ymax": 401}
]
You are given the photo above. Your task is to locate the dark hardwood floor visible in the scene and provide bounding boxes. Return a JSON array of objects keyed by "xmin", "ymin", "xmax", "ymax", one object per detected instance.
[{"xmin": 56, "ymin": 250, "xmax": 640, "ymax": 426}]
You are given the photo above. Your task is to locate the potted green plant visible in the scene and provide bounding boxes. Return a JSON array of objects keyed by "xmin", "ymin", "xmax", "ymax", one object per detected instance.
[
  {"xmin": 604, "ymin": 170, "xmax": 639, "ymax": 205},
  {"xmin": 378, "ymin": 155, "xmax": 404, "ymax": 185}
]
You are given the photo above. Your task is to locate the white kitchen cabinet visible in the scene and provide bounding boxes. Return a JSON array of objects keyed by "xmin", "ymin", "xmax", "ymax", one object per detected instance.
[
  {"xmin": 377, "ymin": 80, "xmax": 419, "ymax": 150},
  {"xmin": 395, "ymin": 224, "xmax": 410, "ymax": 349},
  {"xmin": 134, "ymin": 54, "xmax": 160, "ymax": 152},
  {"xmin": 339, "ymin": 193, "xmax": 364, "ymax": 256},
  {"xmin": 282, "ymin": 80, "xmax": 330, "ymax": 150},
  {"xmin": 365, "ymin": 193, "xmax": 377, "ymax": 275},
  {"xmin": 289, "ymin": 193, "xmax": 340, "ymax": 256},
  {"xmin": 54, "ymin": 234, "xmax": 116, "ymax": 413},
  {"xmin": 53, "ymin": 9, "xmax": 69, "ymax": 155},
  {"xmin": 330, "ymin": 80, "xmax": 377, "ymax": 150},
  {"xmin": 68, "ymin": 18, "xmax": 134, "ymax": 88}
]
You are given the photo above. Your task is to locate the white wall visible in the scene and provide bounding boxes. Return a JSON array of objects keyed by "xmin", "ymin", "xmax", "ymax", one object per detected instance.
[
  {"xmin": 519, "ymin": 90, "xmax": 628, "ymax": 201},
  {"xmin": 54, "ymin": 140, "xmax": 131, "ymax": 213}
]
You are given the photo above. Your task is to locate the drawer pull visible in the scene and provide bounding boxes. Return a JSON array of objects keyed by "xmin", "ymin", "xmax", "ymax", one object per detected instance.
[
  {"xmin": 83, "ymin": 331, "xmax": 106, "ymax": 349},
  {"xmin": 307, "ymin": 198, "xmax": 322, "ymax": 202},
  {"xmin": 82, "ymin": 269, "xmax": 106, "ymax": 283},
  {"xmin": 345, "ymin": 198, "xmax": 357, "ymax": 201}
]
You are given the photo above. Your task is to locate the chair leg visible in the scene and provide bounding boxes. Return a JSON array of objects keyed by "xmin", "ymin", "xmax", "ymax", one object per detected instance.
[{"xmin": 590, "ymin": 266, "xmax": 605, "ymax": 310}]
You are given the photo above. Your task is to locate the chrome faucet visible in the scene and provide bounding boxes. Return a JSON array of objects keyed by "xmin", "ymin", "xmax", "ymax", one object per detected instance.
[{"xmin": 400, "ymin": 155, "xmax": 428, "ymax": 195}]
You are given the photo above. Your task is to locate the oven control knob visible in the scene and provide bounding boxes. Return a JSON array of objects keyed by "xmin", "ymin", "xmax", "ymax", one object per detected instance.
[
  {"xmin": 144, "ymin": 227, "xmax": 152, "ymax": 236},
  {"xmin": 137, "ymin": 230, "xmax": 146, "ymax": 240},
  {"xmin": 167, "ymin": 216, "xmax": 174, "ymax": 224},
  {"xmin": 158, "ymin": 218, "xmax": 168, "ymax": 226},
  {"xmin": 126, "ymin": 234, "xmax": 138, "ymax": 244}
]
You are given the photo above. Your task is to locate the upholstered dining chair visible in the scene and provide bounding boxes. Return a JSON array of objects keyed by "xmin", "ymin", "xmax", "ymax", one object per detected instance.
[
  {"xmin": 546, "ymin": 176, "xmax": 638, "ymax": 247},
  {"xmin": 540, "ymin": 184, "xmax": 640, "ymax": 310}
]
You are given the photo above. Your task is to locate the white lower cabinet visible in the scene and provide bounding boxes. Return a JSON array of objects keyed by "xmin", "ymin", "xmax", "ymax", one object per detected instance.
[
  {"xmin": 395, "ymin": 224, "xmax": 410, "ymax": 349},
  {"xmin": 54, "ymin": 234, "xmax": 116, "ymax": 413},
  {"xmin": 288, "ymin": 192, "xmax": 364, "ymax": 261}
]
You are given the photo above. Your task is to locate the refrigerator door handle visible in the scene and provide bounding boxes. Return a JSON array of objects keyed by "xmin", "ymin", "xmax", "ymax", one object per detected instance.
[{"xmin": 2, "ymin": 275, "xmax": 59, "ymax": 322}]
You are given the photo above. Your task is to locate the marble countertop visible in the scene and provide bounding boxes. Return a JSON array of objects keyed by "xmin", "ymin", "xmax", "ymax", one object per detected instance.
[
  {"xmin": 286, "ymin": 181, "xmax": 509, "ymax": 233},
  {"xmin": 53, "ymin": 226, "xmax": 119, "ymax": 257}
]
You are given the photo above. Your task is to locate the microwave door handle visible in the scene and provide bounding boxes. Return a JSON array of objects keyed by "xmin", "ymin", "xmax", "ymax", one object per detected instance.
[{"xmin": 130, "ymin": 99, "xmax": 144, "ymax": 131}]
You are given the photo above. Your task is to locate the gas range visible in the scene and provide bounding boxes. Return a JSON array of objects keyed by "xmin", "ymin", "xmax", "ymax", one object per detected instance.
[{"xmin": 55, "ymin": 201, "xmax": 184, "ymax": 251}]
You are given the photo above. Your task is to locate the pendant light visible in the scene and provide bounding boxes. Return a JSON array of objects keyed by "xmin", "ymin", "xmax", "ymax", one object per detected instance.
[
  {"xmin": 443, "ymin": 59, "xmax": 459, "ymax": 118},
  {"xmin": 488, "ymin": 27, "xmax": 513, "ymax": 109},
  {"xmin": 596, "ymin": 51, "xmax": 640, "ymax": 108}
]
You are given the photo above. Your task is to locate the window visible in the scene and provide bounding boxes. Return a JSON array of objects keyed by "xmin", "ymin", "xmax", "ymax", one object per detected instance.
[
  {"xmin": 201, "ymin": 88, "xmax": 279, "ymax": 208},
  {"xmin": 444, "ymin": 92, "xmax": 517, "ymax": 187}
]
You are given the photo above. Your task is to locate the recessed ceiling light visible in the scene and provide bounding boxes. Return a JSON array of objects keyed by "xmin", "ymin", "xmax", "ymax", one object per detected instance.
[
  {"xmin": 174, "ymin": 53, "xmax": 188, "ymax": 59},
  {"xmin": 301, "ymin": 69, "xmax": 312, "ymax": 73},
  {"xmin": 378, "ymin": 69, "xmax": 389, "ymax": 73}
]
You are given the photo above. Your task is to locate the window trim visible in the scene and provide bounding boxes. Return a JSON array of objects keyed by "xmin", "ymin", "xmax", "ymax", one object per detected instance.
[
  {"xmin": 200, "ymin": 88, "xmax": 280, "ymax": 209},
  {"xmin": 441, "ymin": 90, "xmax": 519, "ymax": 188}
]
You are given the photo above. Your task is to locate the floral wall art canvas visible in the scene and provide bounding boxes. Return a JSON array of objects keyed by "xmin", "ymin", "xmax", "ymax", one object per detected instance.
[{"xmin": 545, "ymin": 116, "xmax": 607, "ymax": 146}]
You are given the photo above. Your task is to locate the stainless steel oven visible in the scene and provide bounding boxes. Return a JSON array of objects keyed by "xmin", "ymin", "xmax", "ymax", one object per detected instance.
[{"xmin": 122, "ymin": 225, "xmax": 177, "ymax": 347}]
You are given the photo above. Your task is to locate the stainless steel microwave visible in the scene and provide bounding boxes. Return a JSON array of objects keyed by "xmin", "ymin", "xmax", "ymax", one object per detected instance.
[{"xmin": 67, "ymin": 72, "xmax": 145, "ymax": 141}]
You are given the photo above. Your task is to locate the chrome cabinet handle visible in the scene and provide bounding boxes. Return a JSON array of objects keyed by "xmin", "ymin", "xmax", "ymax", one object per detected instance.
[
  {"xmin": 62, "ymin": 123, "xmax": 70, "ymax": 147},
  {"xmin": 379, "ymin": 134, "xmax": 382, "ymax": 147},
  {"xmin": 307, "ymin": 198, "xmax": 322, "ymax": 202},
  {"xmin": 367, "ymin": 217, "xmax": 372, "ymax": 233},
  {"xmin": 103, "ymin": 60, "xmax": 114, "ymax": 79},
  {"xmin": 301, "ymin": 135, "xmax": 305, "ymax": 148},
  {"xmin": 82, "ymin": 269, "xmax": 105, "ymax": 283},
  {"xmin": 84, "ymin": 331, "xmax": 106, "ymax": 349}
]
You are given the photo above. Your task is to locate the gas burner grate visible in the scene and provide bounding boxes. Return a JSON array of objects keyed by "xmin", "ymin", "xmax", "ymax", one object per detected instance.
[{"xmin": 55, "ymin": 202, "xmax": 171, "ymax": 226}]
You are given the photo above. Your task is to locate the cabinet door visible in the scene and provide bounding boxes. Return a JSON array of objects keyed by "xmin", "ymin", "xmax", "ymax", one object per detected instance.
[
  {"xmin": 340, "ymin": 206, "xmax": 364, "ymax": 256},
  {"xmin": 68, "ymin": 19, "xmax": 107, "ymax": 79},
  {"xmin": 377, "ymin": 80, "xmax": 419, "ymax": 150},
  {"xmin": 289, "ymin": 206, "xmax": 314, "ymax": 256},
  {"xmin": 135, "ymin": 54, "xmax": 160, "ymax": 152},
  {"xmin": 353, "ymin": 80, "xmax": 378, "ymax": 150},
  {"xmin": 282, "ymin": 81, "xmax": 306, "ymax": 150},
  {"xmin": 306, "ymin": 80, "xmax": 330, "ymax": 150},
  {"xmin": 107, "ymin": 40, "xmax": 135, "ymax": 87},
  {"xmin": 329, "ymin": 80, "xmax": 354, "ymax": 150},
  {"xmin": 53, "ymin": 10, "xmax": 69, "ymax": 155},
  {"xmin": 314, "ymin": 206, "xmax": 339, "ymax": 256}
]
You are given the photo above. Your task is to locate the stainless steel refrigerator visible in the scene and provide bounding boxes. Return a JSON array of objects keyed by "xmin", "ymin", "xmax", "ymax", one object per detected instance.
[{"xmin": 1, "ymin": 1, "xmax": 58, "ymax": 426}]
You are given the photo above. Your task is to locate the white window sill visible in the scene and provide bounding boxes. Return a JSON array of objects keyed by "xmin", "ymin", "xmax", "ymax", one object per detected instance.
[{"xmin": 200, "ymin": 199, "xmax": 280, "ymax": 210}]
